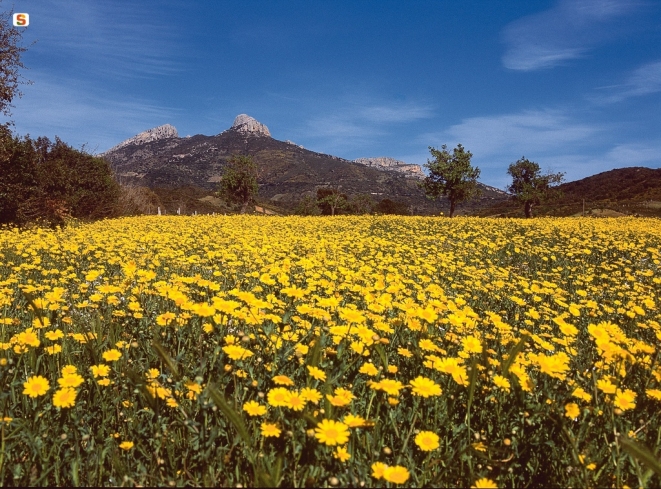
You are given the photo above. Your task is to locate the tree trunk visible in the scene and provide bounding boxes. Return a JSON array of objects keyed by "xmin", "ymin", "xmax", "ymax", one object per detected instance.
[
  {"xmin": 240, "ymin": 200, "xmax": 249, "ymax": 214},
  {"xmin": 524, "ymin": 201, "xmax": 533, "ymax": 218},
  {"xmin": 449, "ymin": 200, "xmax": 456, "ymax": 218}
]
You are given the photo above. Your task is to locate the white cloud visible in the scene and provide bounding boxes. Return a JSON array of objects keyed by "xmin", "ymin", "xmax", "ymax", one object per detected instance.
[
  {"xmin": 595, "ymin": 60, "xmax": 661, "ymax": 102},
  {"xmin": 12, "ymin": 73, "xmax": 178, "ymax": 152},
  {"xmin": 501, "ymin": 0, "xmax": 638, "ymax": 71},
  {"xmin": 297, "ymin": 100, "xmax": 434, "ymax": 154},
  {"xmin": 25, "ymin": 0, "xmax": 184, "ymax": 78},
  {"xmin": 420, "ymin": 109, "xmax": 602, "ymax": 162}
]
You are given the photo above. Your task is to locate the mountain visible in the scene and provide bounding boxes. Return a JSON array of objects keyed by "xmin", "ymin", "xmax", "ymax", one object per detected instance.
[
  {"xmin": 475, "ymin": 167, "xmax": 661, "ymax": 217},
  {"xmin": 101, "ymin": 114, "xmax": 509, "ymax": 215},
  {"xmin": 353, "ymin": 157, "xmax": 424, "ymax": 179}
]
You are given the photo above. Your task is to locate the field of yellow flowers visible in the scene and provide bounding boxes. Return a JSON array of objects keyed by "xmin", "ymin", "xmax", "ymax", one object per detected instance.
[{"xmin": 1, "ymin": 215, "xmax": 660, "ymax": 487}]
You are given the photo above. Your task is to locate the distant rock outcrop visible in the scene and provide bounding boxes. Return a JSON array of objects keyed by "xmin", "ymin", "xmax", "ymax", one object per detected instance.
[
  {"xmin": 102, "ymin": 124, "xmax": 178, "ymax": 154},
  {"xmin": 353, "ymin": 157, "xmax": 424, "ymax": 179},
  {"xmin": 231, "ymin": 114, "xmax": 271, "ymax": 137}
]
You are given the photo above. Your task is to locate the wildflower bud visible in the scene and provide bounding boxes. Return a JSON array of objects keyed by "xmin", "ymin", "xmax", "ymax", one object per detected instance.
[
  {"xmin": 60, "ymin": 434, "xmax": 67, "ymax": 440},
  {"xmin": 477, "ymin": 464, "xmax": 482, "ymax": 469},
  {"xmin": 383, "ymin": 447, "xmax": 392, "ymax": 455},
  {"xmin": 307, "ymin": 429, "xmax": 315, "ymax": 437},
  {"xmin": 474, "ymin": 432, "xmax": 481, "ymax": 440},
  {"xmin": 224, "ymin": 365, "xmax": 232, "ymax": 372},
  {"xmin": 131, "ymin": 342, "xmax": 139, "ymax": 348},
  {"xmin": 258, "ymin": 392, "xmax": 265, "ymax": 398},
  {"xmin": 251, "ymin": 380, "xmax": 258, "ymax": 387},
  {"xmin": 614, "ymin": 409, "xmax": 623, "ymax": 416},
  {"xmin": 504, "ymin": 439, "xmax": 511, "ymax": 446},
  {"xmin": 372, "ymin": 334, "xmax": 380, "ymax": 341},
  {"xmin": 379, "ymin": 338, "xmax": 389, "ymax": 344},
  {"xmin": 242, "ymin": 336, "xmax": 250, "ymax": 343},
  {"xmin": 329, "ymin": 477, "xmax": 339, "ymax": 486},
  {"xmin": 81, "ymin": 434, "xmax": 90, "ymax": 441}
]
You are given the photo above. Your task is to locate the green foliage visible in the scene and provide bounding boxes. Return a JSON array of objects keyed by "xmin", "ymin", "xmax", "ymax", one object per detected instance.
[
  {"xmin": 507, "ymin": 157, "xmax": 565, "ymax": 218},
  {"xmin": 0, "ymin": 131, "xmax": 120, "ymax": 226},
  {"xmin": 373, "ymin": 198, "xmax": 410, "ymax": 215},
  {"xmin": 293, "ymin": 195, "xmax": 321, "ymax": 216},
  {"xmin": 346, "ymin": 193, "xmax": 375, "ymax": 215},
  {"xmin": 217, "ymin": 155, "xmax": 259, "ymax": 214},
  {"xmin": 316, "ymin": 187, "xmax": 347, "ymax": 216},
  {"xmin": 421, "ymin": 144, "xmax": 481, "ymax": 217},
  {"xmin": 0, "ymin": 3, "xmax": 31, "ymax": 118}
]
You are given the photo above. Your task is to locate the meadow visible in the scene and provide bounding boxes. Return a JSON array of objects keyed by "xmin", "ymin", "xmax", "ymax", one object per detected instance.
[{"xmin": 0, "ymin": 215, "xmax": 660, "ymax": 487}]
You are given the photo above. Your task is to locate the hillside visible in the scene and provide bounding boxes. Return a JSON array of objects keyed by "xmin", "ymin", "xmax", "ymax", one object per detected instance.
[
  {"xmin": 474, "ymin": 167, "xmax": 661, "ymax": 218},
  {"xmin": 101, "ymin": 115, "xmax": 509, "ymax": 215}
]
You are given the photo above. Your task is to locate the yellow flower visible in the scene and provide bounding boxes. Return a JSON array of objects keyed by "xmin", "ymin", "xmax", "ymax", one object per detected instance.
[
  {"xmin": 387, "ymin": 365, "xmax": 398, "ymax": 374},
  {"xmin": 572, "ymin": 387, "xmax": 592, "ymax": 403},
  {"xmin": 267, "ymin": 387, "xmax": 291, "ymax": 407},
  {"xmin": 102, "ymin": 349, "xmax": 122, "ymax": 362},
  {"xmin": 90, "ymin": 364, "xmax": 110, "ymax": 378},
  {"xmin": 614, "ymin": 389, "xmax": 636, "ymax": 411},
  {"xmin": 461, "ymin": 335, "xmax": 483, "ymax": 354},
  {"xmin": 284, "ymin": 391, "xmax": 306, "ymax": 411},
  {"xmin": 300, "ymin": 387, "xmax": 322, "ymax": 404},
  {"xmin": 314, "ymin": 419, "xmax": 350, "ymax": 446},
  {"xmin": 492, "ymin": 375, "xmax": 511, "ymax": 392},
  {"xmin": 273, "ymin": 375, "xmax": 295, "ymax": 386},
  {"xmin": 243, "ymin": 400, "xmax": 267, "ymax": 416},
  {"xmin": 333, "ymin": 445, "xmax": 351, "ymax": 462},
  {"xmin": 52, "ymin": 387, "xmax": 77, "ymax": 408},
  {"xmin": 61, "ymin": 365, "xmax": 77, "ymax": 376},
  {"xmin": 119, "ymin": 441, "xmax": 134, "ymax": 450},
  {"xmin": 371, "ymin": 462, "xmax": 387, "ymax": 479},
  {"xmin": 58, "ymin": 374, "xmax": 84, "ymax": 388},
  {"xmin": 372, "ymin": 379, "xmax": 404, "ymax": 396},
  {"xmin": 383, "ymin": 465, "xmax": 410, "ymax": 484},
  {"xmin": 306, "ymin": 366, "xmax": 326, "ymax": 381},
  {"xmin": 645, "ymin": 389, "xmax": 661, "ymax": 401},
  {"xmin": 260, "ymin": 422, "xmax": 281, "ymax": 437},
  {"xmin": 343, "ymin": 413, "xmax": 367, "ymax": 428},
  {"xmin": 472, "ymin": 477, "xmax": 498, "ymax": 488},
  {"xmin": 597, "ymin": 378, "xmax": 617, "ymax": 394},
  {"xmin": 359, "ymin": 362, "xmax": 379, "ymax": 376},
  {"xmin": 222, "ymin": 344, "xmax": 253, "ymax": 360},
  {"xmin": 565, "ymin": 402, "xmax": 580, "ymax": 419},
  {"xmin": 410, "ymin": 376, "xmax": 442, "ymax": 397},
  {"xmin": 23, "ymin": 375, "xmax": 50, "ymax": 398},
  {"xmin": 45, "ymin": 344, "xmax": 62, "ymax": 355},
  {"xmin": 45, "ymin": 329, "xmax": 64, "ymax": 341},
  {"xmin": 415, "ymin": 431, "xmax": 440, "ymax": 451},
  {"xmin": 97, "ymin": 379, "xmax": 111, "ymax": 386}
]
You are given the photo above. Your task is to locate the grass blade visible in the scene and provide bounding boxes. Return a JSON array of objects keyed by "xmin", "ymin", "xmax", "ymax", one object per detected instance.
[
  {"xmin": 152, "ymin": 340, "xmax": 181, "ymax": 380},
  {"xmin": 206, "ymin": 383, "xmax": 251, "ymax": 445},
  {"xmin": 501, "ymin": 334, "xmax": 529, "ymax": 376},
  {"xmin": 619, "ymin": 436, "xmax": 661, "ymax": 478}
]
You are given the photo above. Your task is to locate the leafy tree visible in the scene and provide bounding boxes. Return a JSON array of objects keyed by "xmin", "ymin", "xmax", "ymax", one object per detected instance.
[
  {"xmin": 0, "ymin": 134, "xmax": 120, "ymax": 226},
  {"xmin": 420, "ymin": 144, "xmax": 481, "ymax": 217},
  {"xmin": 316, "ymin": 187, "xmax": 347, "ymax": 216},
  {"xmin": 0, "ymin": 2, "xmax": 32, "ymax": 120},
  {"xmin": 373, "ymin": 198, "xmax": 410, "ymax": 215},
  {"xmin": 346, "ymin": 193, "xmax": 375, "ymax": 215},
  {"xmin": 217, "ymin": 154, "xmax": 259, "ymax": 214},
  {"xmin": 294, "ymin": 194, "xmax": 321, "ymax": 216},
  {"xmin": 507, "ymin": 157, "xmax": 565, "ymax": 218}
]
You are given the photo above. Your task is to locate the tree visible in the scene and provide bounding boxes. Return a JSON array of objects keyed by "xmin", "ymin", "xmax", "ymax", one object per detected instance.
[
  {"xmin": 1, "ymin": 2, "xmax": 31, "ymax": 121},
  {"xmin": 316, "ymin": 186, "xmax": 347, "ymax": 216},
  {"xmin": 373, "ymin": 198, "xmax": 410, "ymax": 215},
  {"xmin": 294, "ymin": 194, "xmax": 321, "ymax": 216},
  {"xmin": 217, "ymin": 154, "xmax": 259, "ymax": 214},
  {"xmin": 346, "ymin": 193, "xmax": 375, "ymax": 215},
  {"xmin": 0, "ymin": 134, "xmax": 120, "ymax": 226},
  {"xmin": 420, "ymin": 144, "xmax": 481, "ymax": 217},
  {"xmin": 507, "ymin": 157, "xmax": 565, "ymax": 218}
]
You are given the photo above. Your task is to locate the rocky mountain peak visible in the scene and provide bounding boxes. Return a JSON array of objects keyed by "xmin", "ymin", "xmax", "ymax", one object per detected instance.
[
  {"xmin": 103, "ymin": 124, "xmax": 178, "ymax": 154},
  {"xmin": 231, "ymin": 114, "xmax": 271, "ymax": 137},
  {"xmin": 353, "ymin": 156, "xmax": 424, "ymax": 179}
]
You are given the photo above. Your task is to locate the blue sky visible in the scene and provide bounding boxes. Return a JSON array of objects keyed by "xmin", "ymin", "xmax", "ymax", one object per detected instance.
[{"xmin": 6, "ymin": 0, "xmax": 661, "ymax": 189}]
